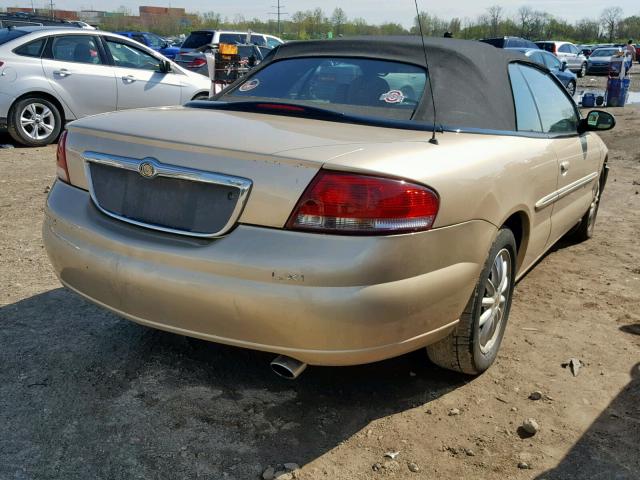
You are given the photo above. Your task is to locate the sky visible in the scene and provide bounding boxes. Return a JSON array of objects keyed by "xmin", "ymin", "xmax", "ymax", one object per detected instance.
[{"xmin": 2, "ymin": 0, "xmax": 638, "ymax": 27}]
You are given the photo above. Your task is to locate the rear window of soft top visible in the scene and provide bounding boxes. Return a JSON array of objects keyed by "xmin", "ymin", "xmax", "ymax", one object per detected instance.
[{"xmin": 222, "ymin": 57, "xmax": 428, "ymax": 121}]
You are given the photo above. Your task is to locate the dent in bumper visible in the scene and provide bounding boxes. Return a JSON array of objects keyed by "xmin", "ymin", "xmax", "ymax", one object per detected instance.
[{"xmin": 43, "ymin": 180, "xmax": 496, "ymax": 365}]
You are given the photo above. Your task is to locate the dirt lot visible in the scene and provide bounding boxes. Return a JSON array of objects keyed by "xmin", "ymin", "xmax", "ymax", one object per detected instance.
[
  {"xmin": 577, "ymin": 70, "xmax": 640, "ymax": 92},
  {"xmin": 1, "ymin": 87, "xmax": 639, "ymax": 480}
]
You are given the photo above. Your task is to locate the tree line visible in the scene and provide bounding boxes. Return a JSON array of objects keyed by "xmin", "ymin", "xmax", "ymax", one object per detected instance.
[{"xmin": 102, "ymin": 6, "xmax": 639, "ymax": 44}]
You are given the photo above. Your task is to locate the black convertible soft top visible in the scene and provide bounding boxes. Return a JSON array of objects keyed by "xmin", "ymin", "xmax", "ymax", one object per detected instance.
[{"xmin": 256, "ymin": 36, "xmax": 535, "ymax": 132}]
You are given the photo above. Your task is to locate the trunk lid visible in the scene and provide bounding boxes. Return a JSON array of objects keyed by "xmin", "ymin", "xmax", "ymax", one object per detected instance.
[{"xmin": 65, "ymin": 106, "xmax": 434, "ymax": 230}]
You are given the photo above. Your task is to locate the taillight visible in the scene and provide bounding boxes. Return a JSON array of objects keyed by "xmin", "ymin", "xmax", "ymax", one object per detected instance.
[
  {"xmin": 286, "ymin": 170, "xmax": 439, "ymax": 235},
  {"xmin": 56, "ymin": 130, "xmax": 70, "ymax": 183},
  {"xmin": 189, "ymin": 57, "xmax": 206, "ymax": 67}
]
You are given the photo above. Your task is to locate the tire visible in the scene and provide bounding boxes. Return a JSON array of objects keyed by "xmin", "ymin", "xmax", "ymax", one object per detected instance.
[
  {"xmin": 427, "ymin": 228, "xmax": 517, "ymax": 375},
  {"xmin": 8, "ymin": 96, "xmax": 62, "ymax": 147},
  {"xmin": 192, "ymin": 92, "xmax": 209, "ymax": 101},
  {"xmin": 571, "ymin": 176, "xmax": 601, "ymax": 242},
  {"xmin": 566, "ymin": 80, "xmax": 576, "ymax": 97},
  {"xmin": 578, "ymin": 62, "xmax": 587, "ymax": 78}
]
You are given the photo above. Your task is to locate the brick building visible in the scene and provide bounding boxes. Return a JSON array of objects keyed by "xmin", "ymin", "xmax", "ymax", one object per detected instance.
[{"xmin": 7, "ymin": 7, "xmax": 78, "ymax": 20}]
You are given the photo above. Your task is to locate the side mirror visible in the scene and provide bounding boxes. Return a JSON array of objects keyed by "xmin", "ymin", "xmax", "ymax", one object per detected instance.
[
  {"xmin": 158, "ymin": 60, "xmax": 172, "ymax": 73},
  {"xmin": 162, "ymin": 42, "xmax": 169, "ymax": 49},
  {"xmin": 578, "ymin": 110, "xmax": 616, "ymax": 134},
  {"xmin": 561, "ymin": 60, "xmax": 568, "ymax": 71}
]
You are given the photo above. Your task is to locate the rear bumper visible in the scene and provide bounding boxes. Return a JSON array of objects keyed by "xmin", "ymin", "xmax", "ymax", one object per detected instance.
[{"xmin": 43, "ymin": 181, "xmax": 496, "ymax": 366}]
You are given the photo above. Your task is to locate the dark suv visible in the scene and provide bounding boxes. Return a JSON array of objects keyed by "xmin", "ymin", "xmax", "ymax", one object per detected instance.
[{"xmin": 480, "ymin": 36, "xmax": 538, "ymax": 49}]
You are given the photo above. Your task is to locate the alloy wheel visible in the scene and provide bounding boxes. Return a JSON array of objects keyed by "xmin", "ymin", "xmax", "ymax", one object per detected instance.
[
  {"xmin": 580, "ymin": 63, "xmax": 587, "ymax": 77},
  {"xmin": 19, "ymin": 102, "xmax": 56, "ymax": 141},
  {"xmin": 478, "ymin": 248, "xmax": 512, "ymax": 354},
  {"xmin": 567, "ymin": 82, "xmax": 576, "ymax": 97}
]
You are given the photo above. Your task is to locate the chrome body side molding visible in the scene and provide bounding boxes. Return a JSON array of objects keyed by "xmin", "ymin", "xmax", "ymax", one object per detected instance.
[{"xmin": 535, "ymin": 172, "xmax": 598, "ymax": 211}]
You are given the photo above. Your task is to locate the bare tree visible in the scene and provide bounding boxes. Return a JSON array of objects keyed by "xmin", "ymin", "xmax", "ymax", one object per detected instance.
[
  {"xmin": 291, "ymin": 11, "xmax": 308, "ymax": 38},
  {"xmin": 487, "ymin": 5, "xmax": 503, "ymax": 37},
  {"xmin": 331, "ymin": 7, "xmax": 347, "ymax": 35},
  {"xmin": 529, "ymin": 11, "xmax": 551, "ymax": 41},
  {"xmin": 575, "ymin": 18, "xmax": 600, "ymax": 43},
  {"xmin": 201, "ymin": 12, "xmax": 221, "ymax": 29},
  {"xmin": 352, "ymin": 17, "xmax": 369, "ymax": 35},
  {"xmin": 618, "ymin": 15, "xmax": 640, "ymax": 41},
  {"xmin": 449, "ymin": 17, "xmax": 461, "ymax": 36},
  {"xmin": 517, "ymin": 6, "xmax": 533, "ymax": 38},
  {"xmin": 601, "ymin": 7, "xmax": 623, "ymax": 42},
  {"xmin": 311, "ymin": 8, "xmax": 325, "ymax": 37}
]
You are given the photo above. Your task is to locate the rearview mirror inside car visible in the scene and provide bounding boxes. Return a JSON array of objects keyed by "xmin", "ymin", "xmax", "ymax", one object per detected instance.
[{"xmin": 578, "ymin": 110, "xmax": 616, "ymax": 134}]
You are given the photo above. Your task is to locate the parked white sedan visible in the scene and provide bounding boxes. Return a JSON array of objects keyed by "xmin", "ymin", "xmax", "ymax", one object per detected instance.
[{"xmin": 0, "ymin": 26, "xmax": 211, "ymax": 146}]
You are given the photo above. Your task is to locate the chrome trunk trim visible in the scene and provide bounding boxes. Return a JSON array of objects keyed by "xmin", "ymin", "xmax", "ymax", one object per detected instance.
[{"xmin": 83, "ymin": 151, "xmax": 252, "ymax": 238}]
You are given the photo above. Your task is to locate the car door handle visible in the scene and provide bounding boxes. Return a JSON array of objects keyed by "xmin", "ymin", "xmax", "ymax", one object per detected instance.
[
  {"xmin": 560, "ymin": 161, "xmax": 570, "ymax": 175},
  {"xmin": 54, "ymin": 68, "xmax": 71, "ymax": 77},
  {"xmin": 122, "ymin": 75, "xmax": 136, "ymax": 83}
]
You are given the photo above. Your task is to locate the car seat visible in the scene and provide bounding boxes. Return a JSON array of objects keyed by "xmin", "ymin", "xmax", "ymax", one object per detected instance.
[
  {"xmin": 348, "ymin": 75, "xmax": 390, "ymax": 106},
  {"xmin": 73, "ymin": 42, "xmax": 94, "ymax": 63}
]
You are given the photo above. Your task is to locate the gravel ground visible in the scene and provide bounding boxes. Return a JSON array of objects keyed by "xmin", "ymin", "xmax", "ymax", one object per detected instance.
[{"xmin": 1, "ymin": 86, "xmax": 639, "ymax": 480}]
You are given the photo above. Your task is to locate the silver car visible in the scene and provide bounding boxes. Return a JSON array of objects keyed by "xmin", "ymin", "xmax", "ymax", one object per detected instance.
[
  {"xmin": 587, "ymin": 47, "xmax": 624, "ymax": 75},
  {"xmin": 535, "ymin": 41, "xmax": 588, "ymax": 77},
  {"xmin": 0, "ymin": 26, "xmax": 211, "ymax": 146}
]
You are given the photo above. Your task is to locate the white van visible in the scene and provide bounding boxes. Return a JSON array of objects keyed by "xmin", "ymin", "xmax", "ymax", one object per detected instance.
[{"xmin": 179, "ymin": 30, "xmax": 283, "ymax": 52}]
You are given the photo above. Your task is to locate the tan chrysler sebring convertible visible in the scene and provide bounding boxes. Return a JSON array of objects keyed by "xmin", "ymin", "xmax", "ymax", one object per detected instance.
[{"xmin": 43, "ymin": 37, "xmax": 615, "ymax": 379}]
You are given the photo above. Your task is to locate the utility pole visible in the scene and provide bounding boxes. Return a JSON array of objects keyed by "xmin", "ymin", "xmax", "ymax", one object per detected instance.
[
  {"xmin": 268, "ymin": 0, "xmax": 288, "ymax": 36},
  {"xmin": 49, "ymin": 0, "xmax": 55, "ymax": 19}
]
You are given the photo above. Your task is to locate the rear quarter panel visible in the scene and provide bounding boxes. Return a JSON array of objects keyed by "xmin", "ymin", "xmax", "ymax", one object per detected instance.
[
  {"xmin": 316, "ymin": 131, "xmax": 560, "ymax": 271},
  {"xmin": 0, "ymin": 48, "xmax": 76, "ymax": 120}
]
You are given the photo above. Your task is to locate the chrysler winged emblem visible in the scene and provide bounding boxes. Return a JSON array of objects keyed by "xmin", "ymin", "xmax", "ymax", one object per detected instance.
[{"xmin": 138, "ymin": 161, "xmax": 157, "ymax": 179}]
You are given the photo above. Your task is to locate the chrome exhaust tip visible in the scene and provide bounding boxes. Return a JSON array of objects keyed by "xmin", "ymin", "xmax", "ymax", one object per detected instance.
[{"xmin": 270, "ymin": 355, "xmax": 307, "ymax": 380}]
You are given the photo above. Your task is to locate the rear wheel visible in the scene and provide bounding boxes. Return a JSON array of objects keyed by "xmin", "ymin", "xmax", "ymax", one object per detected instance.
[
  {"xmin": 578, "ymin": 62, "xmax": 587, "ymax": 78},
  {"xmin": 571, "ymin": 178, "xmax": 601, "ymax": 242},
  {"xmin": 8, "ymin": 96, "xmax": 62, "ymax": 147},
  {"xmin": 192, "ymin": 92, "xmax": 209, "ymax": 101},
  {"xmin": 427, "ymin": 228, "xmax": 516, "ymax": 375},
  {"xmin": 566, "ymin": 80, "xmax": 576, "ymax": 97}
]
